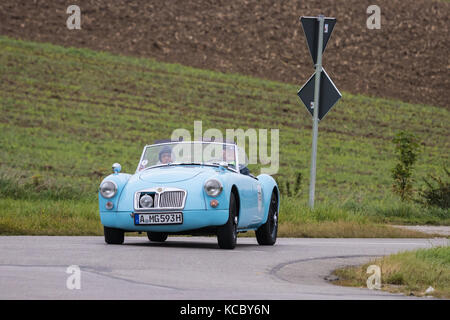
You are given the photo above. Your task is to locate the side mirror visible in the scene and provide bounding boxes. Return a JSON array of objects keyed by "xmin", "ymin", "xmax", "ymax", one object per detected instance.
[{"xmin": 112, "ymin": 163, "xmax": 121, "ymax": 174}]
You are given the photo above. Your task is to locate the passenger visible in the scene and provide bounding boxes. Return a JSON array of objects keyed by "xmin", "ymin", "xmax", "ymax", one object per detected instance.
[{"xmin": 222, "ymin": 144, "xmax": 250, "ymax": 176}]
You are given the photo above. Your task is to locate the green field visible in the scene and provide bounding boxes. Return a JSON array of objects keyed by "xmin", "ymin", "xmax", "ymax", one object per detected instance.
[{"xmin": 0, "ymin": 36, "xmax": 448, "ymax": 236}]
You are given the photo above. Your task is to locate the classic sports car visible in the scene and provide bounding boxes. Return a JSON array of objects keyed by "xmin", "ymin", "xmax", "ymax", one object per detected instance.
[{"xmin": 98, "ymin": 141, "xmax": 279, "ymax": 249}]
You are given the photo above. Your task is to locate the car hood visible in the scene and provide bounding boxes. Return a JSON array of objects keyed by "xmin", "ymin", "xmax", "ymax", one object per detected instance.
[
  {"xmin": 116, "ymin": 165, "xmax": 223, "ymax": 211},
  {"xmin": 138, "ymin": 165, "xmax": 208, "ymax": 183}
]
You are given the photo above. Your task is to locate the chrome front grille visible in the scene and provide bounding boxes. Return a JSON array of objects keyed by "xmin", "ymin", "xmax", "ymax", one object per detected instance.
[
  {"xmin": 159, "ymin": 191, "xmax": 184, "ymax": 208},
  {"xmin": 134, "ymin": 188, "xmax": 186, "ymax": 211}
]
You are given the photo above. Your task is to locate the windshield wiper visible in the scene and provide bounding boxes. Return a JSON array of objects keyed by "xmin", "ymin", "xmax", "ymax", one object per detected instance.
[
  {"xmin": 141, "ymin": 163, "xmax": 172, "ymax": 171},
  {"xmin": 177, "ymin": 162, "xmax": 203, "ymax": 165}
]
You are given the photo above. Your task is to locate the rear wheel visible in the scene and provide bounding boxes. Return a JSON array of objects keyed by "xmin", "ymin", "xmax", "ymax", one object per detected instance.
[
  {"xmin": 255, "ymin": 190, "xmax": 278, "ymax": 245},
  {"xmin": 217, "ymin": 192, "xmax": 238, "ymax": 249},
  {"xmin": 104, "ymin": 226, "xmax": 124, "ymax": 245},
  {"xmin": 147, "ymin": 232, "xmax": 168, "ymax": 242}
]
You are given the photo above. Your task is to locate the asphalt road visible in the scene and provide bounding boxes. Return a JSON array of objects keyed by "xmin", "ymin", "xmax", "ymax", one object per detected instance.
[{"xmin": 0, "ymin": 236, "xmax": 448, "ymax": 300}]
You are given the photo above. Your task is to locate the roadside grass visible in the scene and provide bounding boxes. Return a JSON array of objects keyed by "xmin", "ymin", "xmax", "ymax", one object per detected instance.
[
  {"xmin": 276, "ymin": 222, "xmax": 431, "ymax": 238},
  {"xmin": 0, "ymin": 198, "xmax": 101, "ymax": 235},
  {"xmin": 0, "ymin": 36, "xmax": 449, "ymax": 236},
  {"xmin": 0, "ymin": 196, "xmax": 435, "ymax": 238},
  {"xmin": 340, "ymin": 198, "xmax": 450, "ymax": 225},
  {"xmin": 333, "ymin": 246, "xmax": 450, "ymax": 298}
]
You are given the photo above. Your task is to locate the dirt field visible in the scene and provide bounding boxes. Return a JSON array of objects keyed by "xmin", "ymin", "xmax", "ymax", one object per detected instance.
[{"xmin": 0, "ymin": 0, "xmax": 448, "ymax": 108}]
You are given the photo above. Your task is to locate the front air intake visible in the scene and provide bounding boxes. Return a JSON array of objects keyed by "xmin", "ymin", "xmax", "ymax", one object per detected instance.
[{"xmin": 159, "ymin": 191, "xmax": 185, "ymax": 208}]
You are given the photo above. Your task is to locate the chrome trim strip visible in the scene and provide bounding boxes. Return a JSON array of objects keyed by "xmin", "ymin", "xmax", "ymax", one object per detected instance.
[{"xmin": 234, "ymin": 144, "xmax": 240, "ymax": 175}]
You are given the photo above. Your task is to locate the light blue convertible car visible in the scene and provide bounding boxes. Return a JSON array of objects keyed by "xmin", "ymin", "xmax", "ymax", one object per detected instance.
[{"xmin": 98, "ymin": 141, "xmax": 279, "ymax": 249}]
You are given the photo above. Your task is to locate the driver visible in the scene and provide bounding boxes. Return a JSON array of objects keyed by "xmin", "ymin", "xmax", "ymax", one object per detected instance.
[{"xmin": 158, "ymin": 146, "xmax": 173, "ymax": 164}]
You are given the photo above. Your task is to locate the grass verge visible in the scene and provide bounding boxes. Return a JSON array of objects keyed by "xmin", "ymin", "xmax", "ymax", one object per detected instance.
[
  {"xmin": 0, "ymin": 198, "xmax": 101, "ymax": 235},
  {"xmin": 276, "ymin": 222, "xmax": 432, "ymax": 238},
  {"xmin": 0, "ymin": 198, "xmax": 435, "ymax": 238},
  {"xmin": 333, "ymin": 246, "xmax": 450, "ymax": 298}
]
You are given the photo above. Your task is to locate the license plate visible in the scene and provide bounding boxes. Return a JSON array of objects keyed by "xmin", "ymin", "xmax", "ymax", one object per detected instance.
[{"xmin": 134, "ymin": 212, "xmax": 183, "ymax": 225}]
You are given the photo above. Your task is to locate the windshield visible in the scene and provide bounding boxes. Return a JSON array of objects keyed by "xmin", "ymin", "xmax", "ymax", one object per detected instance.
[{"xmin": 137, "ymin": 141, "xmax": 238, "ymax": 172}]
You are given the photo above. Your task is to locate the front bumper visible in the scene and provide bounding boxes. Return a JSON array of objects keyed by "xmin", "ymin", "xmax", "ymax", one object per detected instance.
[{"xmin": 99, "ymin": 209, "xmax": 229, "ymax": 232}]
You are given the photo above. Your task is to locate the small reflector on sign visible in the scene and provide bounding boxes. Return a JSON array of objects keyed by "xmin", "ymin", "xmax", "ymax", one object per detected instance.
[{"xmin": 324, "ymin": 24, "xmax": 328, "ymax": 33}]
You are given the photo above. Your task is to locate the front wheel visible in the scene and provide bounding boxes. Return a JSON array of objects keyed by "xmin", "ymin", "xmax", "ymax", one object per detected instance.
[
  {"xmin": 104, "ymin": 226, "xmax": 124, "ymax": 245},
  {"xmin": 255, "ymin": 190, "xmax": 278, "ymax": 245},
  {"xmin": 217, "ymin": 192, "xmax": 238, "ymax": 249}
]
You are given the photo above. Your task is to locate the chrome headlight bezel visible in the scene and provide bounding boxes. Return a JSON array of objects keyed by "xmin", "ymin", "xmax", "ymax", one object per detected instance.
[
  {"xmin": 204, "ymin": 179, "xmax": 223, "ymax": 197},
  {"xmin": 99, "ymin": 180, "xmax": 118, "ymax": 199}
]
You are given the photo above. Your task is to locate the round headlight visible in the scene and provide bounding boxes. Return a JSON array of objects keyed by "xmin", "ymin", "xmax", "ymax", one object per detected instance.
[
  {"xmin": 204, "ymin": 179, "xmax": 223, "ymax": 197},
  {"xmin": 139, "ymin": 194, "xmax": 153, "ymax": 208},
  {"xmin": 99, "ymin": 180, "xmax": 117, "ymax": 199}
]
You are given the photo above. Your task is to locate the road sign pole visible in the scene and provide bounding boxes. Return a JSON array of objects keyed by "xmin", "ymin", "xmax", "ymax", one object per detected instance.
[{"xmin": 309, "ymin": 15, "xmax": 324, "ymax": 208}]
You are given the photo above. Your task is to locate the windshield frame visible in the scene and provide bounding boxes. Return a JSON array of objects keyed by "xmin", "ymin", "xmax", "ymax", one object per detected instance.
[{"xmin": 136, "ymin": 141, "xmax": 240, "ymax": 173}]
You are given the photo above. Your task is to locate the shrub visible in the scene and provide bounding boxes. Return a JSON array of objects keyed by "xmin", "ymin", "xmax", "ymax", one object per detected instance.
[
  {"xmin": 275, "ymin": 171, "xmax": 302, "ymax": 197},
  {"xmin": 417, "ymin": 167, "xmax": 450, "ymax": 209},
  {"xmin": 391, "ymin": 131, "xmax": 421, "ymax": 201}
]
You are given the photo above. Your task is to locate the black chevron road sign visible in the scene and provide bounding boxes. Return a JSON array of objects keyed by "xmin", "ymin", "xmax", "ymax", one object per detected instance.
[
  {"xmin": 297, "ymin": 68, "xmax": 341, "ymax": 121},
  {"xmin": 300, "ymin": 16, "xmax": 337, "ymax": 65}
]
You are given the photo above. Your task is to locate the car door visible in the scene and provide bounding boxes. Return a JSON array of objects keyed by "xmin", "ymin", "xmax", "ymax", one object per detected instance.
[{"xmin": 232, "ymin": 172, "xmax": 261, "ymax": 228}]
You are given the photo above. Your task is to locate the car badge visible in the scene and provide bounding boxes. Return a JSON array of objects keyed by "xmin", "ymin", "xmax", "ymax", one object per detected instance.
[{"xmin": 157, "ymin": 187, "xmax": 163, "ymax": 193}]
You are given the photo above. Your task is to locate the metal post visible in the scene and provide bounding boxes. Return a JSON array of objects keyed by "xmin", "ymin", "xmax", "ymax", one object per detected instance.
[{"xmin": 309, "ymin": 15, "xmax": 324, "ymax": 208}]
